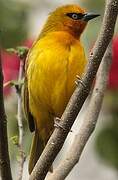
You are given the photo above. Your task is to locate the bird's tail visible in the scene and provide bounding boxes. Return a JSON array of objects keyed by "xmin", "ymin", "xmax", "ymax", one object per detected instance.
[{"xmin": 28, "ymin": 130, "xmax": 44, "ymax": 174}]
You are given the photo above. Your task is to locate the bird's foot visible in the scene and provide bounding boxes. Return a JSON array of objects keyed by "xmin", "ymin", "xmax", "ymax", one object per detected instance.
[
  {"xmin": 75, "ymin": 75, "xmax": 86, "ymax": 88},
  {"xmin": 54, "ymin": 117, "xmax": 66, "ymax": 131},
  {"xmin": 54, "ymin": 117, "xmax": 73, "ymax": 132}
]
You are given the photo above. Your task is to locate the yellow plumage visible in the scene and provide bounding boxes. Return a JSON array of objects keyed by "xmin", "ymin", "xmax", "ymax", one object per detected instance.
[{"xmin": 23, "ymin": 4, "xmax": 99, "ymax": 174}]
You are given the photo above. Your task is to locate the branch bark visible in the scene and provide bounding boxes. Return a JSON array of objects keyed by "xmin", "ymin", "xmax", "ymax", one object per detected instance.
[
  {"xmin": 30, "ymin": 0, "xmax": 118, "ymax": 179},
  {"xmin": 47, "ymin": 42, "xmax": 112, "ymax": 180},
  {"xmin": 0, "ymin": 50, "xmax": 12, "ymax": 179}
]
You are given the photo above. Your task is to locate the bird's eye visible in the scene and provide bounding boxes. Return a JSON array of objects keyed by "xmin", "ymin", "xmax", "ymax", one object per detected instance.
[
  {"xmin": 66, "ymin": 13, "xmax": 84, "ymax": 20},
  {"xmin": 71, "ymin": 13, "xmax": 78, "ymax": 20}
]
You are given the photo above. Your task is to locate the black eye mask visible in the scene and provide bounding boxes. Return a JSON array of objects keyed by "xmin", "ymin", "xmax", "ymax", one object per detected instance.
[
  {"xmin": 66, "ymin": 13, "xmax": 85, "ymax": 20},
  {"xmin": 66, "ymin": 12, "xmax": 100, "ymax": 21}
]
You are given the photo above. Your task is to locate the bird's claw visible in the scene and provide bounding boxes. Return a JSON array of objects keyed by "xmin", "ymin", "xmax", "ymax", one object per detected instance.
[
  {"xmin": 75, "ymin": 75, "xmax": 86, "ymax": 88},
  {"xmin": 54, "ymin": 117, "xmax": 73, "ymax": 132},
  {"xmin": 54, "ymin": 117, "xmax": 66, "ymax": 131}
]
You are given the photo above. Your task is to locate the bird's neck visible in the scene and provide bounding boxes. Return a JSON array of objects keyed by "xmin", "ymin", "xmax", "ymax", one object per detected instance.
[
  {"xmin": 39, "ymin": 31, "xmax": 80, "ymax": 46},
  {"xmin": 39, "ymin": 20, "xmax": 83, "ymax": 40}
]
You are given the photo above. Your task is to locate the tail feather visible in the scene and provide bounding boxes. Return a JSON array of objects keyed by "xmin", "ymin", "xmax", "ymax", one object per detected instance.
[{"xmin": 29, "ymin": 131, "xmax": 44, "ymax": 174}]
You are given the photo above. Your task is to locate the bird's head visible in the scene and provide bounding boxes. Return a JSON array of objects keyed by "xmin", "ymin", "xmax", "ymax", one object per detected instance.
[{"xmin": 40, "ymin": 5, "xmax": 100, "ymax": 39}]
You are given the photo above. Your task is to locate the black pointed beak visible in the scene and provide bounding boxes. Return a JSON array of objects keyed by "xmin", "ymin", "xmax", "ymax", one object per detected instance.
[{"xmin": 82, "ymin": 13, "xmax": 100, "ymax": 21}]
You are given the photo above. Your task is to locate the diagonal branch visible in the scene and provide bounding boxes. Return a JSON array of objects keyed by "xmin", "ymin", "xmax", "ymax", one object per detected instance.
[
  {"xmin": 30, "ymin": 0, "xmax": 118, "ymax": 179},
  {"xmin": 47, "ymin": 42, "xmax": 112, "ymax": 180},
  {"xmin": 0, "ymin": 50, "xmax": 12, "ymax": 179}
]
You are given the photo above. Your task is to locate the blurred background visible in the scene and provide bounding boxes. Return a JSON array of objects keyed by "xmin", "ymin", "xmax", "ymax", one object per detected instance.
[{"xmin": 0, "ymin": 0, "xmax": 118, "ymax": 179}]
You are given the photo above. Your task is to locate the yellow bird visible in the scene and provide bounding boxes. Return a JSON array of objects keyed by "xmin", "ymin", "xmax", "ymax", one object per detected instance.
[{"xmin": 23, "ymin": 4, "xmax": 99, "ymax": 173}]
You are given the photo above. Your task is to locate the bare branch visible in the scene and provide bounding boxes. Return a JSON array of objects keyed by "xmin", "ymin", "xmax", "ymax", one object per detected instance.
[
  {"xmin": 47, "ymin": 42, "xmax": 112, "ymax": 180},
  {"xmin": 0, "ymin": 49, "xmax": 12, "ymax": 179},
  {"xmin": 13, "ymin": 47, "xmax": 28, "ymax": 180},
  {"xmin": 3, "ymin": 46, "xmax": 28, "ymax": 180},
  {"xmin": 30, "ymin": 0, "xmax": 118, "ymax": 179},
  {"xmin": 16, "ymin": 59, "xmax": 25, "ymax": 180}
]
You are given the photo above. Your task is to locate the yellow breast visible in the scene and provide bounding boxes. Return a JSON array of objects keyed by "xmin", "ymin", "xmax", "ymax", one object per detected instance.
[{"xmin": 27, "ymin": 31, "xmax": 87, "ymax": 119}]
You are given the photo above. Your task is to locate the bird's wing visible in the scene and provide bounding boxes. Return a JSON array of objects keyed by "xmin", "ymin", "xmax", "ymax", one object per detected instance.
[
  {"xmin": 22, "ymin": 38, "xmax": 42, "ymax": 132},
  {"xmin": 22, "ymin": 51, "xmax": 35, "ymax": 132}
]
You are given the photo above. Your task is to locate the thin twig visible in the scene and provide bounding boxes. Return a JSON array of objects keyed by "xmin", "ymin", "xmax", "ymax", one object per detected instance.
[
  {"xmin": 5, "ymin": 46, "xmax": 28, "ymax": 180},
  {"xmin": 16, "ymin": 47, "xmax": 29, "ymax": 180},
  {"xmin": 0, "ymin": 49, "xmax": 12, "ymax": 179},
  {"xmin": 47, "ymin": 43, "xmax": 112, "ymax": 180},
  {"xmin": 17, "ymin": 59, "xmax": 26, "ymax": 180},
  {"xmin": 29, "ymin": 0, "xmax": 118, "ymax": 179},
  {"xmin": 3, "ymin": 46, "xmax": 28, "ymax": 180}
]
